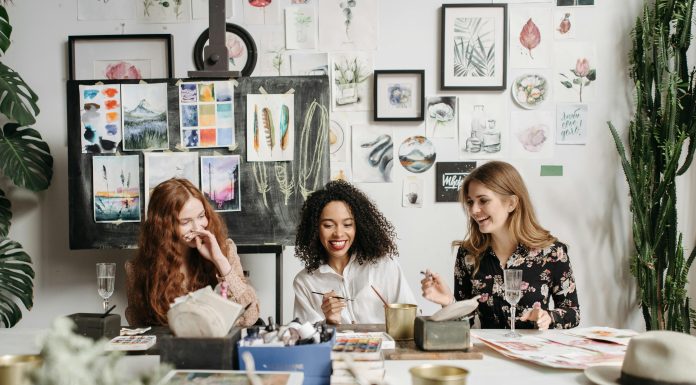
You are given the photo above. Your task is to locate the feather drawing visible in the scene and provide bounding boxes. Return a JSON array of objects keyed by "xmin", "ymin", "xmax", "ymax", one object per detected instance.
[
  {"xmin": 253, "ymin": 104, "xmax": 260, "ymax": 153},
  {"xmin": 279, "ymin": 104, "xmax": 290, "ymax": 151},
  {"xmin": 262, "ymin": 107, "xmax": 276, "ymax": 150}
]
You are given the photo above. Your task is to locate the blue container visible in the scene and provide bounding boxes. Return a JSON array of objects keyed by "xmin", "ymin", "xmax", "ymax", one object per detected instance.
[{"xmin": 238, "ymin": 332, "xmax": 334, "ymax": 385}]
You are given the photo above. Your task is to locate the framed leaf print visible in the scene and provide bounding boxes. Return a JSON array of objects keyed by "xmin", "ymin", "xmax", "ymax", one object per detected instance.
[{"xmin": 440, "ymin": 4, "xmax": 507, "ymax": 90}]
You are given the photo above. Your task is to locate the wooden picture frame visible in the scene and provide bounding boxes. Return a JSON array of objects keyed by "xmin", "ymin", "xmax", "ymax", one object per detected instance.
[
  {"xmin": 440, "ymin": 4, "xmax": 507, "ymax": 90},
  {"xmin": 68, "ymin": 34, "xmax": 173, "ymax": 81},
  {"xmin": 373, "ymin": 69, "xmax": 424, "ymax": 121}
]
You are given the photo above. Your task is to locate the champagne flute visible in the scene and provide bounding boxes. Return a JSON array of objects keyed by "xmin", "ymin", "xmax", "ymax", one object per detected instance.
[
  {"xmin": 96, "ymin": 263, "xmax": 115, "ymax": 311},
  {"xmin": 503, "ymin": 269, "xmax": 523, "ymax": 338}
]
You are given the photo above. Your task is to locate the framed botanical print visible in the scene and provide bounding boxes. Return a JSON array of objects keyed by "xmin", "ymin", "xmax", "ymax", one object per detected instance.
[
  {"xmin": 68, "ymin": 34, "xmax": 173, "ymax": 81},
  {"xmin": 440, "ymin": 4, "xmax": 507, "ymax": 90},
  {"xmin": 373, "ymin": 70, "xmax": 424, "ymax": 121}
]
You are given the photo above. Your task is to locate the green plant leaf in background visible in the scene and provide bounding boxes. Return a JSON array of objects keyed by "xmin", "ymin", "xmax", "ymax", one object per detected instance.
[
  {"xmin": 0, "ymin": 238, "xmax": 34, "ymax": 328},
  {"xmin": 0, "ymin": 188, "xmax": 10, "ymax": 237},
  {"xmin": 0, "ymin": 123, "xmax": 53, "ymax": 191},
  {"xmin": 0, "ymin": 6, "xmax": 12, "ymax": 56},
  {"xmin": 0, "ymin": 61, "xmax": 39, "ymax": 126}
]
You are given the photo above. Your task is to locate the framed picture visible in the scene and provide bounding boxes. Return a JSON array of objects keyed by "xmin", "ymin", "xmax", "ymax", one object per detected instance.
[
  {"xmin": 193, "ymin": 23, "xmax": 258, "ymax": 77},
  {"xmin": 68, "ymin": 34, "xmax": 173, "ymax": 81},
  {"xmin": 440, "ymin": 4, "xmax": 507, "ymax": 90},
  {"xmin": 373, "ymin": 70, "xmax": 424, "ymax": 121}
]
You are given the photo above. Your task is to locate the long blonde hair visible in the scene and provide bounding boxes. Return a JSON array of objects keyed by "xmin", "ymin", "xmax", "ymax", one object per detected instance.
[{"xmin": 454, "ymin": 161, "xmax": 556, "ymax": 272}]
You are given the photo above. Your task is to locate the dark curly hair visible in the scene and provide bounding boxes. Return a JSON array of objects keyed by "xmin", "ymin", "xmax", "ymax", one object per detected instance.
[{"xmin": 295, "ymin": 180, "xmax": 398, "ymax": 273}]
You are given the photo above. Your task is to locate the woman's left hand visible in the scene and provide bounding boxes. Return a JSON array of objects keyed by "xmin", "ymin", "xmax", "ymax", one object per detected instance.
[{"xmin": 520, "ymin": 308, "xmax": 552, "ymax": 330}]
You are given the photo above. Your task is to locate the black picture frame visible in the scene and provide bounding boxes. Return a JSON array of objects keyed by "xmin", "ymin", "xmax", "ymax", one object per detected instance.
[
  {"xmin": 435, "ymin": 161, "xmax": 477, "ymax": 202},
  {"xmin": 373, "ymin": 69, "xmax": 425, "ymax": 122},
  {"xmin": 440, "ymin": 4, "xmax": 507, "ymax": 90},
  {"xmin": 68, "ymin": 34, "xmax": 173, "ymax": 81},
  {"xmin": 193, "ymin": 23, "xmax": 258, "ymax": 77}
]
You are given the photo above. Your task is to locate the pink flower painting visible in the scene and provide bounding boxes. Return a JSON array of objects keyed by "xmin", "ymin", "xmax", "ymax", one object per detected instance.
[
  {"xmin": 226, "ymin": 35, "xmax": 245, "ymax": 66},
  {"xmin": 560, "ymin": 57, "xmax": 596, "ymax": 102},
  {"xmin": 105, "ymin": 61, "xmax": 142, "ymax": 80},
  {"xmin": 518, "ymin": 124, "xmax": 548, "ymax": 152}
]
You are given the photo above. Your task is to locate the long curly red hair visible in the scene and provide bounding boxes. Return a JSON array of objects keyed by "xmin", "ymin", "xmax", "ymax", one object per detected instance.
[{"xmin": 129, "ymin": 178, "xmax": 228, "ymax": 325}]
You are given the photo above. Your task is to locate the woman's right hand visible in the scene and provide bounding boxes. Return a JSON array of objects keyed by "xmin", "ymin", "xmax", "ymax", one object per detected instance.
[
  {"xmin": 421, "ymin": 269, "xmax": 455, "ymax": 306},
  {"xmin": 321, "ymin": 290, "xmax": 346, "ymax": 325}
]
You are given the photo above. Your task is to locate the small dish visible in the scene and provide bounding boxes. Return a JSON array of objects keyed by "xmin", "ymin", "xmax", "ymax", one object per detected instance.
[
  {"xmin": 429, "ymin": 295, "xmax": 479, "ymax": 322},
  {"xmin": 512, "ymin": 73, "xmax": 548, "ymax": 109}
]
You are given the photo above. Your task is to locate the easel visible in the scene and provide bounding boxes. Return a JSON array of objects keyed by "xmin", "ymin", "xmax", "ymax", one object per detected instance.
[
  {"xmin": 189, "ymin": 0, "xmax": 239, "ymax": 79},
  {"xmin": 238, "ymin": 244, "xmax": 285, "ymax": 322}
]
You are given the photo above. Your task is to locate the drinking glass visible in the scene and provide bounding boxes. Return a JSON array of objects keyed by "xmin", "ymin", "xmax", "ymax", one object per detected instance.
[
  {"xmin": 503, "ymin": 269, "xmax": 523, "ymax": 338},
  {"xmin": 96, "ymin": 263, "xmax": 116, "ymax": 311}
]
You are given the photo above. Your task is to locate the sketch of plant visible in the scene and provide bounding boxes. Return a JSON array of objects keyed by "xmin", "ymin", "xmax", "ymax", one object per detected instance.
[
  {"xmin": 294, "ymin": 11, "xmax": 312, "ymax": 42},
  {"xmin": 269, "ymin": 47, "xmax": 286, "ymax": 76},
  {"xmin": 339, "ymin": 0, "xmax": 357, "ymax": 42},
  {"xmin": 142, "ymin": 0, "xmax": 183, "ymax": 18},
  {"xmin": 333, "ymin": 57, "xmax": 369, "ymax": 106},
  {"xmin": 559, "ymin": 57, "xmax": 596, "ymax": 102},
  {"xmin": 453, "ymin": 17, "xmax": 495, "ymax": 77}
]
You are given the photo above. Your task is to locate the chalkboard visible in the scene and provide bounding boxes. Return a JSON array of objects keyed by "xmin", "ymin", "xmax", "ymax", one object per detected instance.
[{"xmin": 67, "ymin": 76, "xmax": 330, "ymax": 249}]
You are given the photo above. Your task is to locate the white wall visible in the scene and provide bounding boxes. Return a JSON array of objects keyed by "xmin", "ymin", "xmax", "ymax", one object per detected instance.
[{"xmin": 3, "ymin": 0, "xmax": 693, "ymax": 331}]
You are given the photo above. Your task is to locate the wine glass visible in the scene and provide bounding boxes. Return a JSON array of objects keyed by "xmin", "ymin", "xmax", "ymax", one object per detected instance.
[
  {"xmin": 96, "ymin": 263, "xmax": 115, "ymax": 311},
  {"xmin": 503, "ymin": 269, "xmax": 523, "ymax": 338}
]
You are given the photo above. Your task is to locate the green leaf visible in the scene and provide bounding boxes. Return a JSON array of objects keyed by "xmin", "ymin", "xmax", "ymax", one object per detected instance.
[
  {"xmin": 561, "ymin": 80, "xmax": 573, "ymax": 88},
  {"xmin": 0, "ymin": 123, "xmax": 53, "ymax": 191},
  {"xmin": 587, "ymin": 69, "xmax": 597, "ymax": 81},
  {"xmin": 0, "ymin": 188, "xmax": 9, "ymax": 237},
  {"xmin": 0, "ymin": 61, "xmax": 39, "ymax": 126},
  {"xmin": 0, "ymin": 6, "xmax": 12, "ymax": 56},
  {"xmin": 0, "ymin": 238, "xmax": 34, "ymax": 328}
]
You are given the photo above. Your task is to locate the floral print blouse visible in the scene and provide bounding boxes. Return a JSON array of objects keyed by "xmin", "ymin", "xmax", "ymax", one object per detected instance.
[{"xmin": 454, "ymin": 241, "xmax": 579, "ymax": 329}]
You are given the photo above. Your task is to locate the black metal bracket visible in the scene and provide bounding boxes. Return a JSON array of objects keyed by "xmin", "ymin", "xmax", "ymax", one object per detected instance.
[{"xmin": 188, "ymin": 0, "xmax": 241, "ymax": 78}]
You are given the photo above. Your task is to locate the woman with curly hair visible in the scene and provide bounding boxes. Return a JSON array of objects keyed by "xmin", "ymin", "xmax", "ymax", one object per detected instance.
[
  {"xmin": 293, "ymin": 180, "xmax": 416, "ymax": 325},
  {"xmin": 421, "ymin": 161, "xmax": 579, "ymax": 330},
  {"xmin": 125, "ymin": 178, "xmax": 259, "ymax": 327}
]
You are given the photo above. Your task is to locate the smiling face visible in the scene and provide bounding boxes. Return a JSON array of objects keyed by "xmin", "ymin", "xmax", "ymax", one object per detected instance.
[
  {"xmin": 465, "ymin": 180, "xmax": 517, "ymax": 238},
  {"xmin": 177, "ymin": 196, "xmax": 209, "ymax": 248},
  {"xmin": 318, "ymin": 200, "xmax": 356, "ymax": 261}
]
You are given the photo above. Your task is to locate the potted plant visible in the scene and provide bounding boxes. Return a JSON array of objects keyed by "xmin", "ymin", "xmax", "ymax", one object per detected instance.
[
  {"xmin": 0, "ymin": 1, "xmax": 53, "ymax": 327},
  {"xmin": 608, "ymin": 0, "xmax": 695, "ymax": 332}
]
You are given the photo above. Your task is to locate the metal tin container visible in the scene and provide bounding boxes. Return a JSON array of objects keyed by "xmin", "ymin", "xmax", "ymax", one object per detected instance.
[
  {"xmin": 410, "ymin": 364, "xmax": 469, "ymax": 385},
  {"xmin": 384, "ymin": 303, "xmax": 417, "ymax": 340},
  {"xmin": 414, "ymin": 316, "xmax": 470, "ymax": 351}
]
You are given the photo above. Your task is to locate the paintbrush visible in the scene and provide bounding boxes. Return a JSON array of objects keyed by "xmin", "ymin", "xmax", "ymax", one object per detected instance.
[{"xmin": 311, "ymin": 291, "xmax": 354, "ymax": 301}]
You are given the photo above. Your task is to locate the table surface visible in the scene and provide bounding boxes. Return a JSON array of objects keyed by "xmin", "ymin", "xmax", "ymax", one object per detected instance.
[{"xmin": 0, "ymin": 328, "xmax": 593, "ymax": 384}]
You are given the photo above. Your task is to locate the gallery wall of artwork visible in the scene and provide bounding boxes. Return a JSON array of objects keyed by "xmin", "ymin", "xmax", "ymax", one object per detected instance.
[{"xmin": 4, "ymin": 0, "xmax": 680, "ymax": 327}]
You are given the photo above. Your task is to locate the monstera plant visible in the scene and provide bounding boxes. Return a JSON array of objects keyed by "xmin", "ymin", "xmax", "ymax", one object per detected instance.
[
  {"xmin": 608, "ymin": 0, "xmax": 695, "ymax": 332},
  {"xmin": 0, "ymin": 2, "xmax": 53, "ymax": 327}
]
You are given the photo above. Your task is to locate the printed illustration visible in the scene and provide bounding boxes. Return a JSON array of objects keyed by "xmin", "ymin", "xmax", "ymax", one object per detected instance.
[
  {"xmin": 403, "ymin": 176, "xmax": 424, "ymax": 208},
  {"xmin": 458, "ymin": 97, "xmax": 507, "ymax": 160},
  {"xmin": 510, "ymin": 8, "xmax": 552, "ymax": 68},
  {"xmin": 137, "ymin": 0, "xmax": 191, "ymax": 23},
  {"xmin": 200, "ymin": 155, "xmax": 241, "ymax": 212},
  {"xmin": 144, "ymin": 152, "xmax": 200, "ymax": 211},
  {"xmin": 246, "ymin": 94, "xmax": 294, "ymax": 162},
  {"xmin": 426, "ymin": 96, "xmax": 457, "ymax": 138},
  {"xmin": 94, "ymin": 60, "xmax": 150, "ymax": 80},
  {"xmin": 179, "ymin": 81, "xmax": 236, "ymax": 148},
  {"xmin": 121, "ymin": 83, "xmax": 169, "ymax": 151},
  {"xmin": 92, "ymin": 155, "xmax": 140, "ymax": 223},
  {"xmin": 398, "ymin": 136, "xmax": 436, "ymax": 174},
  {"xmin": 352, "ymin": 125, "xmax": 393, "ymax": 183},
  {"xmin": 554, "ymin": 42, "xmax": 597, "ymax": 102},
  {"xmin": 556, "ymin": 104, "xmax": 588, "ymax": 145},
  {"xmin": 331, "ymin": 52, "xmax": 373, "ymax": 111},
  {"xmin": 435, "ymin": 161, "xmax": 476, "ymax": 202},
  {"xmin": 510, "ymin": 111, "xmax": 555, "ymax": 159},
  {"xmin": 285, "ymin": 5, "xmax": 317, "ymax": 50},
  {"xmin": 79, "ymin": 84, "xmax": 122, "ymax": 153},
  {"xmin": 318, "ymin": 0, "xmax": 378, "ymax": 50}
]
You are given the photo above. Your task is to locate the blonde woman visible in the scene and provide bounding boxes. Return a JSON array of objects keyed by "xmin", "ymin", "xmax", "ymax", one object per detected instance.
[{"xmin": 421, "ymin": 161, "xmax": 579, "ymax": 330}]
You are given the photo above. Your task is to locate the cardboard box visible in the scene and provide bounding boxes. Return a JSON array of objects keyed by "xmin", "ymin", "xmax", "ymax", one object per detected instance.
[
  {"xmin": 159, "ymin": 328, "xmax": 242, "ymax": 370},
  {"xmin": 67, "ymin": 313, "xmax": 120, "ymax": 340},
  {"xmin": 238, "ymin": 332, "xmax": 334, "ymax": 385}
]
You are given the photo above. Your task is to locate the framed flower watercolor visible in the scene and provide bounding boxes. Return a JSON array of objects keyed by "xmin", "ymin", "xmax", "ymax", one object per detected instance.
[
  {"xmin": 373, "ymin": 70, "xmax": 424, "ymax": 121},
  {"xmin": 193, "ymin": 23, "xmax": 258, "ymax": 76},
  {"xmin": 68, "ymin": 34, "xmax": 173, "ymax": 81},
  {"xmin": 440, "ymin": 4, "xmax": 507, "ymax": 90}
]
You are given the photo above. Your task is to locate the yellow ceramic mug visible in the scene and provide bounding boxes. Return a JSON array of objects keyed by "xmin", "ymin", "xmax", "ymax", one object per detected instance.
[
  {"xmin": 0, "ymin": 355, "xmax": 42, "ymax": 385},
  {"xmin": 384, "ymin": 303, "xmax": 417, "ymax": 340}
]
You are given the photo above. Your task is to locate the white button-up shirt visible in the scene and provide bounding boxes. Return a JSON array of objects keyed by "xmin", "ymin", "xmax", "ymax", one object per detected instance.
[{"xmin": 293, "ymin": 255, "xmax": 417, "ymax": 324}]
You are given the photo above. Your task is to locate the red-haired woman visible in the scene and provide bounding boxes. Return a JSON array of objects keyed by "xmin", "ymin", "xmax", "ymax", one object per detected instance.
[{"xmin": 125, "ymin": 178, "xmax": 259, "ymax": 326}]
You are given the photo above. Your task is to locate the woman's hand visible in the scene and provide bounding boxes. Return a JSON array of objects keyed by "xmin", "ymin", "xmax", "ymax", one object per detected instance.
[
  {"xmin": 184, "ymin": 229, "xmax": 228, "ymax": 269},
  {"xmin": 520, "ymin": 308, "xmax": 552, "ymax": 330},
  {"xmin": 321, "ymin": 290, "xmax": 346, "ymax": 325},
  {"xmin": 421, "ymin": 269, "xmax": 455, "ymax": 306}
]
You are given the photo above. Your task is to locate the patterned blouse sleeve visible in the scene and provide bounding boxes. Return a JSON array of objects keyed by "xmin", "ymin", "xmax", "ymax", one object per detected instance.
[
  {"xmin": 454, "ymin": 247, "xmax": 474, "ymax": 301},
  {"xmin": 548, "ymin": 243, "xmax": 580, "ymax": 329},
  {"xmin": 221, "ymin": 239, "xmax": 260, "ymax": 327}
]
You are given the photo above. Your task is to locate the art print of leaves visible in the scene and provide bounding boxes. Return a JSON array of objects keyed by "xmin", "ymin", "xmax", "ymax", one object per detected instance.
[
  {"xmin": 519, "ymin": 18, "xmax": 541, "ymax": 58},
  {"xmin": 453, "ymin": 17, "xmax": 495, "ymax": 77}
]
